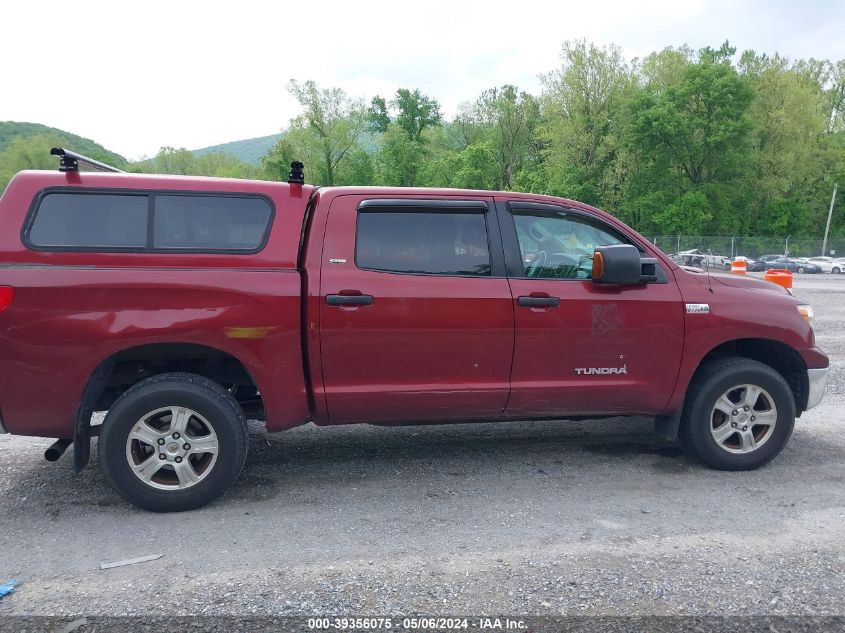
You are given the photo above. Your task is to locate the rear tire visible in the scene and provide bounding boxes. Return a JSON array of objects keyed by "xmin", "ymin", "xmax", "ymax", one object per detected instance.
[
  {"xmin": 833, "ymin": 267, "xmax": 841, "ymax": 274},
  {"xmin": 679, "ymin": 358, "xmax": 795, "ymax": 470},
  {"xmin": 99, "ymin": 372, "xmax": 248, "ymax": 512}
]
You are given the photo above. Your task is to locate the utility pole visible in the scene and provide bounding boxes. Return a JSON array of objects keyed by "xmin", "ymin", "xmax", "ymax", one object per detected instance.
[
  {"xmin": 785, "ymin": 235, "xmax": 791, "ymax": 256},
  {"xmin": 822, "ymin": 183, "xmax": 838, "ymax": 256}
]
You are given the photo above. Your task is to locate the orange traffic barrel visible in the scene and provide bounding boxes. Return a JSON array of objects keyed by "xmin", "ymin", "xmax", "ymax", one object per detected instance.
[
  {"xmin": 731, "ymin": 259, "xmax": 747, "ymax": 275},
  {"xmin": 764, "ymin": 268, "xmax": 793, "ymax": 291}
]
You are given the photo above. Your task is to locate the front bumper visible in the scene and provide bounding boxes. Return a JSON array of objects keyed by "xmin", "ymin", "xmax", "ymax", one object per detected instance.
[{"xmin": 806, "ymin": 366, "xmax": 830, "ymax": 411}]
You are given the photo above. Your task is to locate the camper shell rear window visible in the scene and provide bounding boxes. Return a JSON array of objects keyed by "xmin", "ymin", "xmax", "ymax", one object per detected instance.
[{"xmin": 24, "ymin": 188, "xmax": 274, "ymax": 253}]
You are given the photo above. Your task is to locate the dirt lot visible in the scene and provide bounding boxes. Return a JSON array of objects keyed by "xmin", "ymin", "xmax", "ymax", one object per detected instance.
[{"xmin": 0, "ymin": 274, "xmax": 843, "ymax": 618}]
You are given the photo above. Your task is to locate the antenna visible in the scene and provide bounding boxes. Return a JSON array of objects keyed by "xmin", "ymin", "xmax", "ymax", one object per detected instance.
[
  {"xmin": 50, "ymin": 147, "xmax": 125, "ymax": 173},
  {"xmin": 288, "ymin": 161, "xmax": 305, "ymax": 184}
]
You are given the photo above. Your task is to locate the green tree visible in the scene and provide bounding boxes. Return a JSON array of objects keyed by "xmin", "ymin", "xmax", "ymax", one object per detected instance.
[
  {"xmin": 0, "ymin": 134, "xmax": 63, "ymax": 192},
  {"xmin": 367, "ymin": 96, "xmax": 391, "ymax": 134},
  {"xmin": 628, "ymin": 51, "xmax": 754, "ymax": 232},
  {"xmin": 653, "ymin": 190, "xmax": 712, "ymax": 234},
  {"xmin": 470, "ymin": 85, "xmax": 540, "ymax": 189},
  {"xmin": 146, "ymin": 147, "xmax": 194, "ymax": 174},
  {"xmin": 738, "ymin": 51, "xmax": 828, "ymax": 233},
  {"xmin": 374, "ymin": 89, "xmax": 443, "ymax": 186},
  {"xmin": 375, "ymin": 123, "xmax": 427, "ymax": 186},
  {"xmin": 280, "ymin": 80, "xmax": 368, "ymax": 185},
  {"xmin": 630, "ymin": 57, "xmax": 753, "ymax": 188},
  {"xmin": 191, "ymin": 151, "xmax": 258, "ymax": 178},
  {"xmin": 640, "ymin": 46, "xmax": 695, "ymax": 93},
  {"xmin": 392, "ymin": 88, "xmax": 442, "ymax": 141},
  {"xmin": 540, "ymin": 40, "xmax": 633, "ymax": 205}
]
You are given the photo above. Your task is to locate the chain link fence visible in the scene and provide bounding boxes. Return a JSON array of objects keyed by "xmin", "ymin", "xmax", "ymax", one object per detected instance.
[{"xmin": 648, "ymin": 235, "xmax": 845, "ymax": 259}]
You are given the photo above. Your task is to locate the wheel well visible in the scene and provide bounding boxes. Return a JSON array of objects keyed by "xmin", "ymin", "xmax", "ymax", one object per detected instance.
[
  {"xmin": 90, "ymin": 343, "xmax": 264, "ymax": 419},
  {"xmin": 697, "ymin": 339, "xmax": 808, "ymax": 415}
]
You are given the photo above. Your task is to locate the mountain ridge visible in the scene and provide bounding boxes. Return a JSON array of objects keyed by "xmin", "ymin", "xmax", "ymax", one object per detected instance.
[
  {"xmin": 191, "ymin": 133, "xmax": 282, "ymax": 165},
  {"xmin": 1, "ymin": 121, "xmax": 281, "ymax": 168},
  {"xmin": 0, "ymin": 121, "xmax": 128, "ymax": 167}
]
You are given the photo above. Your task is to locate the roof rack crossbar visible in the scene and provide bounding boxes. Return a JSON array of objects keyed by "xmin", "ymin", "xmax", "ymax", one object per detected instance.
[{"xmin": 50, "ymin": 147, "xmax": 125, "ymax": 174}]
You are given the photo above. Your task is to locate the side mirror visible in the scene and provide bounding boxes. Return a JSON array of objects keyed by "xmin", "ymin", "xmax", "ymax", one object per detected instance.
[{"xmin": 592, "ymin": 244, "xmax": 644, "ymax": 285}]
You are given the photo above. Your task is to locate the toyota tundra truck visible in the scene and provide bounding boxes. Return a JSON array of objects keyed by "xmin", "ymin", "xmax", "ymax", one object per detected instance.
[{"xmin": 0, "ymin": 150, "xmax": 829, "ymax": 512}]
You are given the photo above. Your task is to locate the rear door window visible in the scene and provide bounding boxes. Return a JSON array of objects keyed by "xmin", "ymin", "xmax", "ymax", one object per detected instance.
[{"xmin": 356, "ymin": 211, "xmax": 491, "ymax": 276}]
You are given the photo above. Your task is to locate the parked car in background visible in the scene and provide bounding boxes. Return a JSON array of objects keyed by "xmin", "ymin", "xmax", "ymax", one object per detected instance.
[
  {"xmin": 807, "ymin": 257, "xmax": 843, "ymax": 274},
  {"xmin": 766, "ymin": 258, "xmax": 822, "ymax": 274},
  {"xmin": 731, "ymin": 256, "xmax": 765, "ymax": 272},
  {"xmin": 671, "ymin": 251, "xmax": 704, "ymax": 267},
  {"xmin": 677, "ymin": 249, "xmax": 731, "ymax": 270}
]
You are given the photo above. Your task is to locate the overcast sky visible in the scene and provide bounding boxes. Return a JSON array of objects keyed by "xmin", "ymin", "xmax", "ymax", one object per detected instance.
[{"xmin": 2, "ymin": 0, "xmax": 844, "ymax": 160}]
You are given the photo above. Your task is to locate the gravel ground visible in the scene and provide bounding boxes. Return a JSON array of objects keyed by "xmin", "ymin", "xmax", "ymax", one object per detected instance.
[{"xmin": 0, "ymin": 273, "xmax": 843, "ymax": 618}]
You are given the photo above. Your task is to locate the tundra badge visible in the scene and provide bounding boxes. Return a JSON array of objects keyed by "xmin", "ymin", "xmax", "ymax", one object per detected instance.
[
  {"xmin": 575, "ymin": 365, "xmax": 628, "ymax": 375},
  {"xmin": 685, "ymin": 303, "xmax": 710, "ymax": 314}
]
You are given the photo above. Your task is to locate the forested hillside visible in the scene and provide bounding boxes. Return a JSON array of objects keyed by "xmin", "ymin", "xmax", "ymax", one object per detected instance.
[
  {"xmin": 0, "ymin": 121, "xmax": 130, "ymax": 191},
  {"xmin": 192, "ymin": 134, "xmax": 283, "ymax": 165},
  {"xmin": 2, "ymin": 40, "xmax": 844, "ymax": 240},
  {"xmin": 0, "ymin": 121, "xmax": 128, "ymax": 165}
]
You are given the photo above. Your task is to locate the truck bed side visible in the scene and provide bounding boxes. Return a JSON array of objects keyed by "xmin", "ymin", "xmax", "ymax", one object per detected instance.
[{"xmin": 0, "ymin": 171, "xmax": 314, "ymax": 437}]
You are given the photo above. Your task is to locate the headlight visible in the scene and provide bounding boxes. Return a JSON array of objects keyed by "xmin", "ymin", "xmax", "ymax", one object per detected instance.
[{"xmin": 797, "ymin": 305, "xmax": 815, "ymax": 329}]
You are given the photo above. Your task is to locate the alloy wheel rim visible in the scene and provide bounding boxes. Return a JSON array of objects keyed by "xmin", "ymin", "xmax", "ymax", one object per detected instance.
[
  {"xmin": 125, "ymin": 406, "xmax": 219, "ymax": 490},
  {"xmin": 710, "ymin": 384, "xmax": 777, "ymax": 454}
]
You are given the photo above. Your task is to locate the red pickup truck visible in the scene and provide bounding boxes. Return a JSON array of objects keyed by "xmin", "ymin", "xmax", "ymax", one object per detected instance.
[{"xmin": 0, "ymin": 151, "xmax": 829, "ymax": 511}]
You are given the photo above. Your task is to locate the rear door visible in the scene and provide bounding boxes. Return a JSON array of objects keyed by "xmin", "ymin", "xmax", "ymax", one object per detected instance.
[
  {"xmin": 318, "ymin": 195, "xmax": 514, "ymax": 424},
  {"xmin": 499, "ymin": 200, "xmax": 684, "ymax": 417}
]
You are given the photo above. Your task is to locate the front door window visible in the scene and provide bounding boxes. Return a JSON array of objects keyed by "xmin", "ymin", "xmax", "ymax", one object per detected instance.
[{"xmin": 512, "ymin": 211, "xmax": 626, "ymax": 279}]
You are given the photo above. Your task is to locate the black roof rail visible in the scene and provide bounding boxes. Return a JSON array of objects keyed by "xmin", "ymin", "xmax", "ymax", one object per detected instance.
[{"xmin": 50, "ymin": 147, "xmax": 125, "ymax": 174}]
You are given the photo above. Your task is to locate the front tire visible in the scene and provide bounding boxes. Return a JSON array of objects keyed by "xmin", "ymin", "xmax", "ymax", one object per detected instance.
[
  {"xmin": 679, "ymin": 358, "xmax": 795, "ymax": 470},
  {"xmin": 833, "ymin": 267, "xmax": 841, "ymax": 274},
  {"xmin": 99, "ymin": 372, "xmax": 248, "ymax": 512}
]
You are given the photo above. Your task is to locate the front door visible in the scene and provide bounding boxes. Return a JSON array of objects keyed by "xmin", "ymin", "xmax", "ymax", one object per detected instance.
[
  {"xmin": 499, "ymin": 200, "xmax": 684, "ymax": 417},
  {"xmin": 319, "ymin": 195, "xmax": 514, "ymax": 424}
]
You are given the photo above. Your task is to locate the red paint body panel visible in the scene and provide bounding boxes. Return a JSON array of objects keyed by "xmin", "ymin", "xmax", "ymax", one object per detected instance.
[
  {"xmin": 0, "ymin": 173, "xmax": 829, "ymax": 439},
  {"xmin": 0, "ymin": 267, "xmax": 306, "ymax": 436},
  {"xmin": 317, "ymin": 194, "xmax": 513, "ymax": 423},
  {"xmin": 506, "ymin": 276, "xmax": 684, "ymax": 416},
  {"xmin": 663, "ymin": 267, "xmax": 826, "ymax": 413}
]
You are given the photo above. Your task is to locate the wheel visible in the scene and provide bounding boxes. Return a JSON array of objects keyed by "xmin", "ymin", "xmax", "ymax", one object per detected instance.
[
  {"xmin": 679, "ymin": 358, "xmax": 795, "ymax": 470},
  {"xmin": 833, "ymin": 267, "xmax": 840, "ymax": 274},
  {"xmin": 798, "ymin": 266, "xmax": 805, "ymax": 273},
  {"xmin": 99, "ymin": 372, "xmax": 248, "ymax": 512}
]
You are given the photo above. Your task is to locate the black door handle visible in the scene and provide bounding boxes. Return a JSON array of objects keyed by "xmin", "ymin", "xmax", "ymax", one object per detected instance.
[
  {"xmin": 517, "ymin": 295, "xmax": 560, "ymax": 308},
  {"xmin": 326, "ymin": 294, "xmax": 374, "ymax": 307}
]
